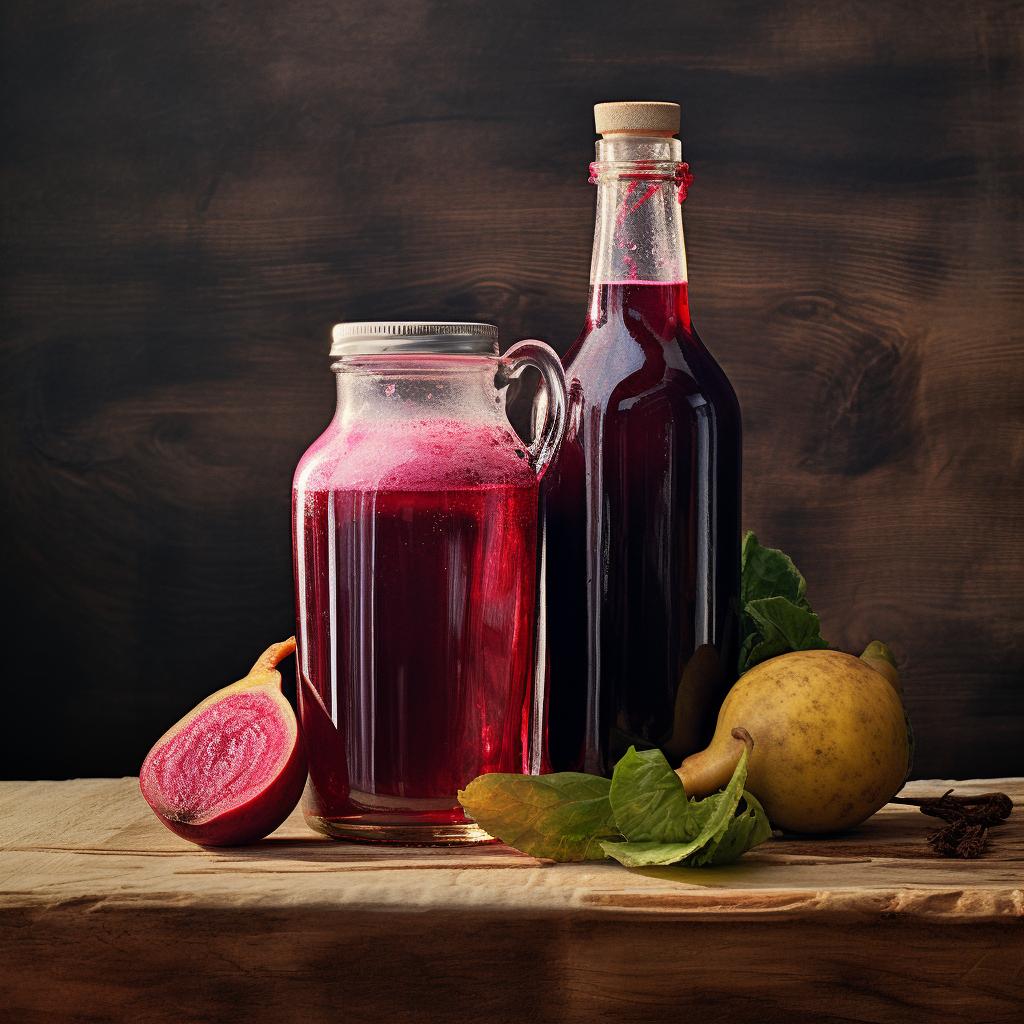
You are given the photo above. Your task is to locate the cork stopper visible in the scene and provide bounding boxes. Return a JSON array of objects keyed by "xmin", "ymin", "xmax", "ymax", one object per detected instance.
[{"xmin": 594, "ymin": 101, "xmax": 679, "ymax": 137}]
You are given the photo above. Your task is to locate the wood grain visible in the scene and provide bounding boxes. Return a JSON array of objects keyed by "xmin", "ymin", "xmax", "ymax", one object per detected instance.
[
  {"xmin": 1, "ymin": 0, "xmax": 1022, "ymax": 780},
  {"xmin": 1, "ymin": 778, "xmax": 1022, "ymax": 1023}
]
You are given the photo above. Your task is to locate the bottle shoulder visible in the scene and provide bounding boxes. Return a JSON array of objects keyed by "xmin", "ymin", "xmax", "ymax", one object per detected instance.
[
  {"xmin": 685, "ymin": 323, "xmax": 741, "ymax": 411},
  {"xmin": 565, "ymin": 319, "xmax": 739, "ymax": 416}
]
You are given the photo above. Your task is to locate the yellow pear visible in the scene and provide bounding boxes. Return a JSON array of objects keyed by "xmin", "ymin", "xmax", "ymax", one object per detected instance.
[{"xmin": 676, "ymin": 644, "xmax": 910, "ymax": 833}]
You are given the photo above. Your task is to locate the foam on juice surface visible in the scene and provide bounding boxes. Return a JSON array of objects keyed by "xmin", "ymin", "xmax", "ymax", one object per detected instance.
[{"xmin": 296, "ymin": 418, "xmax": 537, "ymax": 493}]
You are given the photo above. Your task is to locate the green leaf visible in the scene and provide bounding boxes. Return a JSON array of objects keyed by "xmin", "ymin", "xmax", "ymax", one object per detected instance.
[
  {"xmin": 738, "ymin": 631, "xmax": 790, "ymax": 675},
  {"xmin": 598, "ymin": 834, "xmax": 711, "ymax": 867},
  {"xmin": 741, "ymin": 531, "xmax": 809, "ymax": 609},
  {"xmin": 458, "ymin": 773, "xmax": 617, "ymax": 861},
  {"xmin": 746, "ymin": 597, "xmax": 828, "ymax": 654},
  {"xmin": 609, "ymin": 747, "xmax": 696, "ymax": 843},
  {"xmin": 601, "ymin": 747, "xmax": 771, "ymax": 867},
  {"xmin": 687, "ymin": 790, "xmax": 773, "ymax": 866},
  {"xmin": 739, "ymin": 533, "xmax": 828, "ymax": 673}
]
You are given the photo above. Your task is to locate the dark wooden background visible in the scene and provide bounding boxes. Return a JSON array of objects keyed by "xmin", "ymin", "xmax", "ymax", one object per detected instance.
[{"xmin": 2, "ymin": 0, "xmax": 1021, "ymax": 780}]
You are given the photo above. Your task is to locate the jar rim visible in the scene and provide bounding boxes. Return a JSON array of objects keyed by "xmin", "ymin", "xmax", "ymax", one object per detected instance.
[{"xmin": 330, "ymin": 321, "xmax": 499, "ymax": 357}]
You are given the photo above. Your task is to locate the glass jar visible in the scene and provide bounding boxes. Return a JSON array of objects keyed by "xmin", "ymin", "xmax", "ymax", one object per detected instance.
[{"xmin": 292, "ymin": 322, "xmax": 566, "ymax": 844}]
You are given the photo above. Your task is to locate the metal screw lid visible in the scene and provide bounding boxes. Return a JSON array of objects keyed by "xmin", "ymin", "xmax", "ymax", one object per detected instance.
[
  {"xmin": 330, "ymin": 321, "xmax": 499, "ymax": 358},
  {"xmin": 594, "ymin": 101, "xmax": 680, "ymax": 136}
]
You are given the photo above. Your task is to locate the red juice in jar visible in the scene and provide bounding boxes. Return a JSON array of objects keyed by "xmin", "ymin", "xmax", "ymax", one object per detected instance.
[{"xmin": 292, "ymin": 326, "xmax": 566, "ymax": 843}]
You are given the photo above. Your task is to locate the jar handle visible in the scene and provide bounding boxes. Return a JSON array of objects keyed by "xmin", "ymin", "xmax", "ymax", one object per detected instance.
[{"xmin": 500, "ymin": 339, "xmax": 567, "ymax": 476}]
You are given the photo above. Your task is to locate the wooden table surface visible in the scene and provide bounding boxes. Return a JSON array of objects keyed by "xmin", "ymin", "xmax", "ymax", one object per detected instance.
[{"xmin": 2, "ymin": 778, "xmax": 1021, "ymax": 1024}]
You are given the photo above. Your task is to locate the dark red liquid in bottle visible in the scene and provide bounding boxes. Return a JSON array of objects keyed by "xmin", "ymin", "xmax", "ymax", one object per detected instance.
[{"xmin": 543, "ymin": 280, "xmax": 741, "ymax": 774}]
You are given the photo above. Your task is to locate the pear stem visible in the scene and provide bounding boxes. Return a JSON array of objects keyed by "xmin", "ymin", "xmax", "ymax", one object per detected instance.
[{"xmin": 731, "ymin": 726, "xmax": 754, "ymax": 751}]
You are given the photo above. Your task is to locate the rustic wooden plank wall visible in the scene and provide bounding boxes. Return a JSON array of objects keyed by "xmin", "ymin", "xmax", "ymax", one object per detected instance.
[{"xmin": 1, "ymin": 0, "xmax": 1021, "ymax": 780}]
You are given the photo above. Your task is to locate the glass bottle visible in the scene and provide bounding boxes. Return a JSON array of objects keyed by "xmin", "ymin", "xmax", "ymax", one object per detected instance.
[{"xmin": 543, "ymin": 102, "xmax": 742, "ymax": 775}]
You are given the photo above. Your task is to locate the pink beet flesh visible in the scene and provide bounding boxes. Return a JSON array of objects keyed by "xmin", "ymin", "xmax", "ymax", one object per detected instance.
[{"xmin": 140, "ymin": 689, "xmax": 306, "ymax": 846}]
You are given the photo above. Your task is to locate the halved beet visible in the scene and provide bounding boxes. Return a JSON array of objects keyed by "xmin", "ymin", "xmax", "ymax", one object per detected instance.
[{"xmin": 140, "ymin": 638, "xmax": 306, "ymax": 846}]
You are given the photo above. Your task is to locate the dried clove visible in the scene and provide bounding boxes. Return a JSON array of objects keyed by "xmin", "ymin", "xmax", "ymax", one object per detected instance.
[
  {"xmin": 891, "ymin": 789, "xmax": 1013, "ymax": 859},
  {"xmin": 927, "ymin": 821, "xmax": 989, "ymax": 859}
]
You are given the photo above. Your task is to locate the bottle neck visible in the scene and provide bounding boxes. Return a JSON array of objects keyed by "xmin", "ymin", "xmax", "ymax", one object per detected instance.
[{"xmin": 588, "ymin": 135, "xmax": 689, "ymax": 289}]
